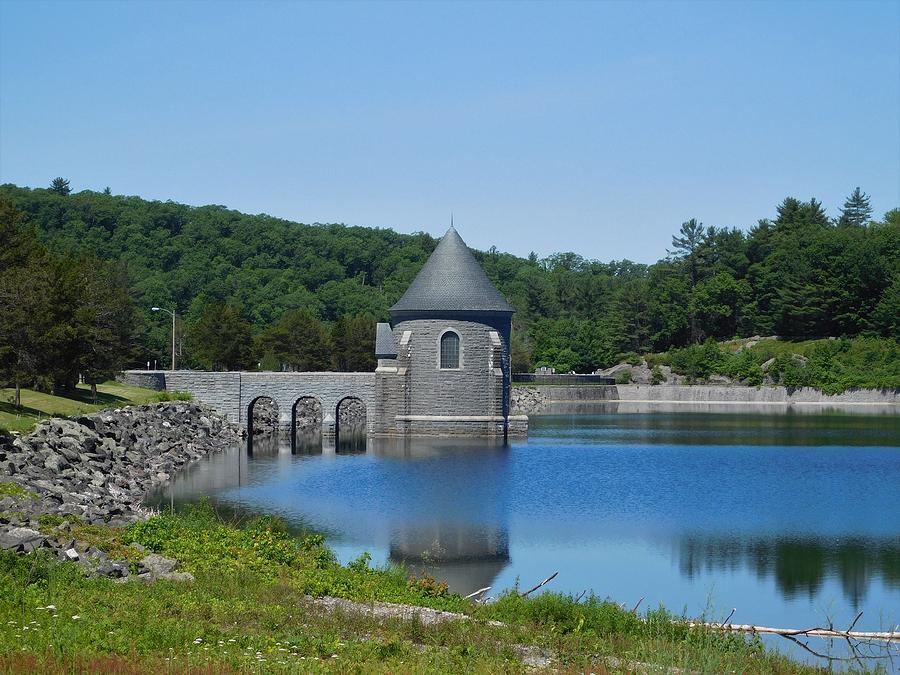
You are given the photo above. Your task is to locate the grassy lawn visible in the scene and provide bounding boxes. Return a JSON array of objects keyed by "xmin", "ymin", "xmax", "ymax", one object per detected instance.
[
  {"xmin": 0, "ymin": 381, "xmax": 161, "ymax": 433},
  {"xmin": 0, "ymin": 505, "xmax": 820, "ymax": 673}
]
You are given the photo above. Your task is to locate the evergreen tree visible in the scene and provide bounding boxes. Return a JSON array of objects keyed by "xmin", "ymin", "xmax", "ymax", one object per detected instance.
[
  {"xmin": 668, "ymin": 218, "xmax": 706, "ymax": 342},
  {"xmin": 0, "ymin": 262, "xmax": 55, "ymax": 407},
  {"xmin": 254, "ymin": 310, "xmax": 331, "ymax": 371},
  {"xmin": 838, "ymin": 187, "xmax": 873, "ymax": 227},
  {"xmin": 49, "ymin": 177, "xmax": 71, "ymax": 196},
  {"xmin": 76, "ymin": 260, "xmax": 138, "ymax": 400},
  {"xmin": 187, "ymin": 303, "xmax": 254, "ymax": 371},
  {"xmin": 331, "ymin": 316, "xmax": 376, "ymax": 371}
]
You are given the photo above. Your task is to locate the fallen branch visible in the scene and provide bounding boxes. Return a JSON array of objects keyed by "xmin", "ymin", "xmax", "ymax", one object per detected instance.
[
  {"xmin": 689, "ymin": 621, "xmax": 899, "ymax": 642},
  {"xmin": 464, "ymin": 586, "xmax": 491, "ymax": 601},
  {"xmin": 521, "ymin": 571, "xmax": 558, "ymax": 597}
]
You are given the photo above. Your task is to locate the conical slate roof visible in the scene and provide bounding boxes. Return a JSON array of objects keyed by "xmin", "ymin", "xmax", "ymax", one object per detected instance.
[{"xmin": 390, "ymin": 226, "xmax": 514, "ymax": 315}]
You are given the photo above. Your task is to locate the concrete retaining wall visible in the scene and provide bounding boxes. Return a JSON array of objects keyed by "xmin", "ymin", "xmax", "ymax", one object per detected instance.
[
  {"xmin": 616, "ymin": 384, "xmax": 899, "ymax": 405},
  {"xmin": 511, "ymin": 384, "xmax": 899, "ymax": 415}
]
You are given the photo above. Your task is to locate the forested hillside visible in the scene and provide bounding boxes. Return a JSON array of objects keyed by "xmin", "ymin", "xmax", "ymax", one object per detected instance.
[{"xmin": 1, "ymin": 182, "xmax": 897, "ymax": 376}]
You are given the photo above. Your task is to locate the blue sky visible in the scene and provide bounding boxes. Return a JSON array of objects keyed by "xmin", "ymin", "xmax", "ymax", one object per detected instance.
[{"xmin": 1, "ymin": 0, "xmax": 897, "ymax": 263}]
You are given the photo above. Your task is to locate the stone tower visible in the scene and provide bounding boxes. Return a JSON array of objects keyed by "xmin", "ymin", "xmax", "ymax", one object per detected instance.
[{"xmin": 373, "ymin": 226, "xmax": 522, "ymax": 437}]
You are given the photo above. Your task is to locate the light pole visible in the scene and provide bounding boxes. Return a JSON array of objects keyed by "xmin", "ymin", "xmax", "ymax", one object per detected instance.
[{"xmin": 151, "ymin": 307, "xmax": 177, "ymax": 371}]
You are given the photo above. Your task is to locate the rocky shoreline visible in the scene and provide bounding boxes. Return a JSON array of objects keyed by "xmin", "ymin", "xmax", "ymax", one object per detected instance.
[{"xmin": 0, "ymin": 401, "xmax": 243, "ymax": 579}]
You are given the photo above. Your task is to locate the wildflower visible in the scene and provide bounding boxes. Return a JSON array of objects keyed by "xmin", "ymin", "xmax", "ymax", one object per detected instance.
[
  {"xmin": 71, "ymin": 615, "xmax": 80, "ymax": 620},
  {"xmin": 45, "ymin": 605, "xmax": 56, "ymax": 611}
]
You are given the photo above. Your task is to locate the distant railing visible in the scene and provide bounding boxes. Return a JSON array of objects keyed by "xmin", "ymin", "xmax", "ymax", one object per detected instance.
[{"xmin": 512, "ymin": 373, "xmax": 616, "ymax": 385}]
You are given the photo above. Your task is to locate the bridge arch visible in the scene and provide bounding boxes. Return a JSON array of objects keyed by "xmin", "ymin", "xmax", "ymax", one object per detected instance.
[
  {"xmin": 291, "ymin": 396, "xmax": 323, "ymax": 454},
  {"xmin": 247, "ymin": 395, "xmax": 279, "ymax": 438},
  {"xmin": 335, "ymin": 396, "xmax": 367, "ymax": 454}
]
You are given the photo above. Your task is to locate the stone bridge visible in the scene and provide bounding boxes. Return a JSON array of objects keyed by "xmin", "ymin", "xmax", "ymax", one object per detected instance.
[{"xmin": 121, "ymin": 371, "xmax": 376, "ymax": 437}]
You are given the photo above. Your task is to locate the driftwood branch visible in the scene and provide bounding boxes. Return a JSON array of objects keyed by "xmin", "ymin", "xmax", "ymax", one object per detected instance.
[
  {"xmin": 847, "ymin": 610, "xmax": 864, "ymax": 633},
  {"xmin": 521, "ymin": 571, "xmax": 558, "ymax": 597},
  {"xmin": 689, "ymin": 621, "xmax": 899, "ymax": 642},
  {"xmin": 464, "ymin": 586, "xmax": 491, "ymax": 601},
  {"xmin": 630, "ymin": 596, "xmax": 644, "ymax": 614},
  {"xmin": 722, "ymin": 607, "xmax": 736, "ymax": 626}
]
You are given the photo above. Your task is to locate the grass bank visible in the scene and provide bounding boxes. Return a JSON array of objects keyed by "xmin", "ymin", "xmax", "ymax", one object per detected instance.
[
  {"xmin": 0, "ymin": 381, "xmax": 176, "ymax": 433},
  {"xmin": 0, "ymin": 503, "xmax": 824, "ymax": 673}
]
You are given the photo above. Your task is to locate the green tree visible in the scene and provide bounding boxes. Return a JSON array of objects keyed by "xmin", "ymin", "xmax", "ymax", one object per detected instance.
[
  {"xmin": 668, "ymin": 218, "xmax": 706, "ymax": 342},
  {"xmin": 187, "ymin": 303, "xmax": 254, "ymax": 371},
  {"xmin": 838, "ymin": 187, "xmax": 873, "ymax": 227},
  {"xmin": 255, "ymin": 310, "xmax": 331, "ymax": 371},
  {"xmin": 691, "ymin": 272, "xmax": 750, "ymax": 339},
  {"xmin": 331, "ymin": 316, "xmax": 376, "ymax": 371},
  {"xmin": 49, "ymin": 177, "xmax": 71, "ymax": 196},
  {"xmin": 0, "ymin": 263, "xmax": 55, "ymax": 406},
  {"xmin": 872, "ymin": 275, "xmax": 900, "ymax": 337},
  {"xmin": 75, "ymin": 260, "xmax": 138, "ymax": 400}
]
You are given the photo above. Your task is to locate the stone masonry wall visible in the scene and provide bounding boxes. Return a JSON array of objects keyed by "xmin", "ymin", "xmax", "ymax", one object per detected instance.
[
  {"xmin": 392, "ymin": 317, "xmax": 510, "ymax": 419},
  {"xmin": 120, "ymin": 371, "xmax": 376, "ymax": 435}
]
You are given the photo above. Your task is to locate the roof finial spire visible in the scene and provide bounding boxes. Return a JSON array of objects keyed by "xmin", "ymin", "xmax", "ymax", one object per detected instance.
[{"xmin": 450, "ymin": 212, "xmax": 454, "ymax": 230}]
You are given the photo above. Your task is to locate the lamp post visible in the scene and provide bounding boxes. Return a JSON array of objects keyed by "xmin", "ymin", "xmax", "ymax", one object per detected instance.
[{"xmin": 151, "ymin": 307, "xmax": 176, "ymax": 371}]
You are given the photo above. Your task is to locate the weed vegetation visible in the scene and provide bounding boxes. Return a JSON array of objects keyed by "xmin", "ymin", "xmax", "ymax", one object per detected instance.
[{"xmin": 0, "ymin": 502, "xmax": 828, "ymax": 673}]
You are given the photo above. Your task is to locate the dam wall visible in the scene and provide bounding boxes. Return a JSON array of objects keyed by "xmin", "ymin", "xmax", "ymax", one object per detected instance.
[{"xmin": 512, "ymin": 384, "xmax": 899, "ymax": 415}]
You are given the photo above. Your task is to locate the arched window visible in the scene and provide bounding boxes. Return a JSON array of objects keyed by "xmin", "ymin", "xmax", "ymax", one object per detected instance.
[{"xmin": 439, "ymin": 331, "xmax": 460, "ymax": 369}]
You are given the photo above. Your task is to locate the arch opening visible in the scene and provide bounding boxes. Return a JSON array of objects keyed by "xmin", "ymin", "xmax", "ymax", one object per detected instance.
[
  {"xmin": 292, "ymin": 396, "xmax": 323, "ymax": 455},
  {"xmin": 247, "ymin": 396, "xmax": 279, "ymax": 455},
  {"xmin": 335, "ymin": 396, "xmax": 367, "ymax": 454}
]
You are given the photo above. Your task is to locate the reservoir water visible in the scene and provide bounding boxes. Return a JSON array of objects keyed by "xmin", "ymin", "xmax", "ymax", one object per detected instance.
[{"xmin": 155, "ymin": 411, "xmax": 900, "ymax": 670}]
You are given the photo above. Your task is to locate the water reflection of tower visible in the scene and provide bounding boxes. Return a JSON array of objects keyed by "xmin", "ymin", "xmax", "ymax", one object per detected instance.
[{"xmin": 370, "ymin": 436, "xmax": 512, "ymax": 595}]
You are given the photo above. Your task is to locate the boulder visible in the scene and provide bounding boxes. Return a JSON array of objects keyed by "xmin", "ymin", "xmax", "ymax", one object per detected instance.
[
  {"xmin": 0, "ymin": 527, "xmax": 44, "ymax": 552},
  {"xmin": 141, "ymin": 553, "xmax": 178, "ymax": 577}
]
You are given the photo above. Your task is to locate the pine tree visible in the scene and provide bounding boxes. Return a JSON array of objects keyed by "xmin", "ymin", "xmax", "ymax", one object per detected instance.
[
  {"xmin": 838, "ymin": 187, "xmax": 872, "ymax": 227},
  {"xmin": 187, "ymin": 303, "xmax": 254, "ymax": 371},
  {"xmin": 49, "ymin": 177, "xmax": 71, "ymax": 196},
  {"xmin": 668, "ymin": 218, "xmax": 706, "ymax": 342}
]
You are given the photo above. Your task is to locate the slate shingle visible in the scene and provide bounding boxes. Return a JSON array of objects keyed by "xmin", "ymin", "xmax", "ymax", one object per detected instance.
[{"xmin": 389, "ymin": 226, "xmax": 514, "ymax": 315}]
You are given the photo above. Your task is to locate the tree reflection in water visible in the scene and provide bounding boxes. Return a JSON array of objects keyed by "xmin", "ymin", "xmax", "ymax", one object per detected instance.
[{"xmin": 678, "ymin": 535, "xmax": 899, "ymax": 607}]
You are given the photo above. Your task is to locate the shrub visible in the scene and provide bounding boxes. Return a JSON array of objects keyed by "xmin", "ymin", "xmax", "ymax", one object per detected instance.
[
  {"xmin": 650, "ymin": 365, "xmax": 666, "ymax": 385},
  {"xmin": 615, "ymin": 370, "xmax": 632, "ymax": 384},
  {"xmin": 621, "ymin": 352, "xmax": 643, "ymax": 367},
  {"xmin": 668, "ymin": 339, "xmax": 726, "ymax": 381}
]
